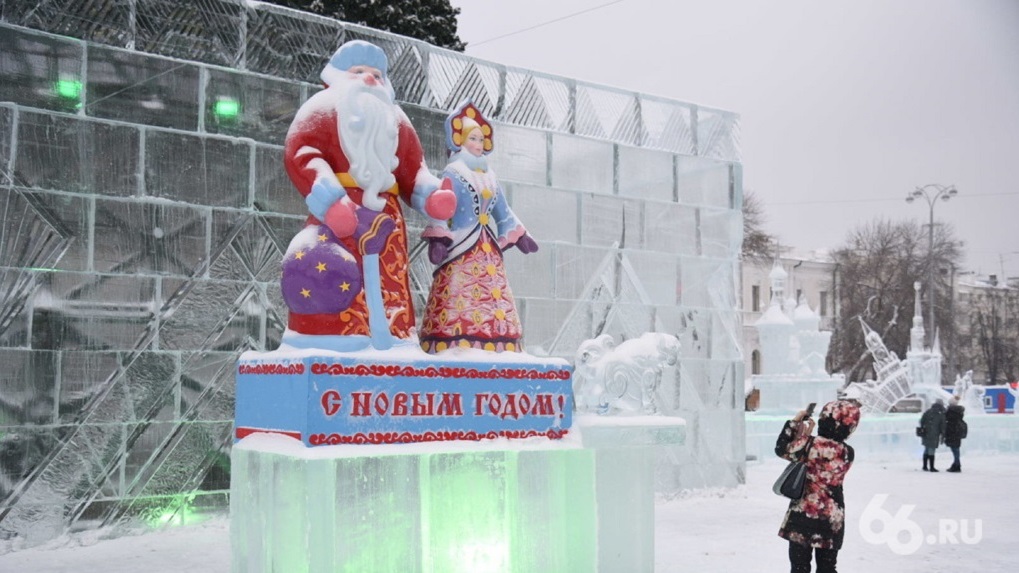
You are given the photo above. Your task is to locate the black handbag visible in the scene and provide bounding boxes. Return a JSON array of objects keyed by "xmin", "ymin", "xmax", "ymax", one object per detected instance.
[
  {"xmin": 915, "ymin": 426, "xmax": 923, "ymax": 437},
  {"xmin": 773, "ymin": 437, "xmax": 814, "ymax": 500}
]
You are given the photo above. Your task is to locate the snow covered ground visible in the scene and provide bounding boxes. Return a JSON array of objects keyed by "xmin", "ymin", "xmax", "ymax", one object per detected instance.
[
  {"xmin": 657, "ymin": 454, "xmax": 1017, "ymax": 572},
  {"xmin": 2, "ymin": 453, "xmax": 1015, "ymax": 572}
]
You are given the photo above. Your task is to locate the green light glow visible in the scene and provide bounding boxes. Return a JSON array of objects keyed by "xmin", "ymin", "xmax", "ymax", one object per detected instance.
[
  {"xmin": 144, "ymin": 492, "xmax": 204, "ymax": 528},
  {"xmin": 213, "ymin": 97, "xmax": 241, "ymax": 119},
  {"xmin": 55, "ymin": 79, "xmax": 82, "ymax": 100},
  {"xmin": 427, "ymin": 452, "xmax": 512, "ymax": 572},
  {"xmin": 452, "ymin": 539, "xmax": 510, "ymax": 573}
]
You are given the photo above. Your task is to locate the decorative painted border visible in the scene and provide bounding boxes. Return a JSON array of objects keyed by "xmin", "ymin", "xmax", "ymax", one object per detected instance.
[
  {"xmin": 237, "ymin": 362, "xmax": 571, "ymax": 380},
  {"xmin": 308, "ymin": 429, "xmax": 570, "ymax": 445},
  {"xmin": 238, "ymin": 363, "xmax": 306, "ymax": 375},
  {"xmin": 307, "ymin": 362, "xmax": 571, "ymax": 380},
  {"xmin": 235, "ymin": 426, "xmax": 569, "ymax": 445}
]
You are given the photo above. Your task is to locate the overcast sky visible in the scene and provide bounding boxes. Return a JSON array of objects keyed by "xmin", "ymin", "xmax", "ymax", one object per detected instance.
[{"xmin": 451, "ymin": 0, "xmax": 1019, "ymax": 279}]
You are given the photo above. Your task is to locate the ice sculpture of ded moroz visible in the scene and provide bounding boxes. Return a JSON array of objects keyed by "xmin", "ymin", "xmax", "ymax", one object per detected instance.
[{"xmin": 279, "ymin": 39, "xmax": 456, "ymax": 352}]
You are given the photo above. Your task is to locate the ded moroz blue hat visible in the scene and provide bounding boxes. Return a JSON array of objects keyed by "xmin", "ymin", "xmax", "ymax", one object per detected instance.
[{"xmin": 322, "ymin": 40, "xmax": 389, "ymax": 86}]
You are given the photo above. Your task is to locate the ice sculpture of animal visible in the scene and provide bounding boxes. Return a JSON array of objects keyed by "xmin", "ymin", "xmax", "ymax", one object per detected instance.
[
  {"xmin": 953, "ymin": 370, "xmax": 986, "ymax": 415},
  {"xmin": 573, "ymin": 332, "xmax": 680, "ymax": 415},
  {"xmin": 953, "ymin": 370, "xmax": 973, "ymax": 398}
]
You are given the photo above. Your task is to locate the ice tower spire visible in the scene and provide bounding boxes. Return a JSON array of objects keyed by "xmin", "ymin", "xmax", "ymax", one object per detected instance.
[
  {"xmin": 754, "ymin": 260, "xmax": 794, "ymax": 375},
  {"xmin": 769, "ymin": 260, "xmax": 787, "ymax": 305},
  {"xmin": 910, "ymin": 281, "xmax": 926, "ymax": 352}
]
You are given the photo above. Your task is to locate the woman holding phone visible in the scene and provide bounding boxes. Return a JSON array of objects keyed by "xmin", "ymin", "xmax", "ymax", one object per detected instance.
[{"xmin": 775, "ymin": 400, "xmax": 861, "ymax": 573}]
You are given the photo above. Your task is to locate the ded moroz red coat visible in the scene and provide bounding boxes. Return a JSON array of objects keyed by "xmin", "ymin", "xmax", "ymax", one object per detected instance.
[{"xmin": 283, "ymin": 90, "xmax": 433, "ymax": 338}]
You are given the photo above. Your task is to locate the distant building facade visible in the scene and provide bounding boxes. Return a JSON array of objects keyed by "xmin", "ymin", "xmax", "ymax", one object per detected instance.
[
  {"xmin": 952, "ymin": 273, "xmax": 1019, "ymax": 385},
  {"xmin": 740, "ymin": 253, "xmax": 1019, "ymax": 391}
]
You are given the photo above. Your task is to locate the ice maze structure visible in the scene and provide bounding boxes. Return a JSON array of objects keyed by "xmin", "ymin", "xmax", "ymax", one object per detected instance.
[{"xmin": 0, "ymin": 0, "xmax": 743, "ymax": 546}]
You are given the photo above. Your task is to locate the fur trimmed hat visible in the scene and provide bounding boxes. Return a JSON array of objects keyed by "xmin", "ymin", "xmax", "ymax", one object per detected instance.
[
  {"xmin": 321, "ymin": 40, "xmax": 389, "ymax": 86},
  {"xmin": 818, "ymin": 400, "xmax": 861, "ymax": 442}
]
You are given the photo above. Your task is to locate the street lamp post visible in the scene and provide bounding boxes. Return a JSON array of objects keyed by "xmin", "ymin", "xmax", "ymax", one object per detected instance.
[{"xmin": 906, "ymin": 184, "xmax": 958, "ymax": 348}]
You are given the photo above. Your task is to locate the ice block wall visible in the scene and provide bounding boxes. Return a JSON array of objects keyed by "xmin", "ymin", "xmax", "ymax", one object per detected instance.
[
  {"xmin": 0, "ymin": 0, "xmax": 743, "ymax": 544},
  {"xmin": 746, "ymin": 413, "xmax": 1019, "ymax": 463}
]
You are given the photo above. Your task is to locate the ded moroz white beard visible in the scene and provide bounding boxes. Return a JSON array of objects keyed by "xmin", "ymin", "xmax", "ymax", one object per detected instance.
[{"xmin": 334, "ymin": 75, "xmax": 400, "ymax": 211}]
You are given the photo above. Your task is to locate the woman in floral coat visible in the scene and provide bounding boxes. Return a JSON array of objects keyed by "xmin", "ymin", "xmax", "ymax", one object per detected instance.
[{"xmin": 775, "ymin": 400, "xmax": 861, "ymax": 573}]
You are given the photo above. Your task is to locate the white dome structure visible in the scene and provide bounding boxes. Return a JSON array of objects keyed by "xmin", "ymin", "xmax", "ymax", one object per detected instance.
[{"xmin": 749, "ymin": 261, "xmax": 843, "ymax": 413}]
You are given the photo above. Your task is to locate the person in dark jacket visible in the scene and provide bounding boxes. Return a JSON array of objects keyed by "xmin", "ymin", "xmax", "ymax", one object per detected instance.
[
  {"xmin": 944, "ymin": 398, "xmax": 967, "ymax": 472},
  {"xmin": 776, "ymin": 400, "xmax": 861, "ymax": 573},
  {"xmin": 919, "ymin": 399, "xmax": 947, "ymax": 471}
]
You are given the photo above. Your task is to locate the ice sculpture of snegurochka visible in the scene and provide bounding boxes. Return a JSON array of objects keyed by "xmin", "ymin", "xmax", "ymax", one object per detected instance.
[
  {"xmin": 419, "ymin": 100, "xmax": 538, "ymax": 354},
  {"xmin": 230, "ymin": 40, "xmax": 681, "ymax": 572}
]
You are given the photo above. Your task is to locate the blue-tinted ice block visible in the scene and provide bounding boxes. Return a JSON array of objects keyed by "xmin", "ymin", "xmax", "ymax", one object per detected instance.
[{"xmin": 230, "ymin": 435, "xmax": 596, "ymax": 573}]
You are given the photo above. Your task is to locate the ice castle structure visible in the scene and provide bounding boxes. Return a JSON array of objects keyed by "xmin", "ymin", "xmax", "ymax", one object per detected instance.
[
  {"xmin": 750, "ymin": 262, "xmax": 843, "ymax": 412},
  {"xmin": 846, "ymin": 282, "xmax": 953, "ymax": 413}
]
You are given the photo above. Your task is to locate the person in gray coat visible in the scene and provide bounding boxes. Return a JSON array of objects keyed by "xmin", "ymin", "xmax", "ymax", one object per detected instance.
[{"xmin": 919, "ymin": 399, "xmax": 947, "ymax": 472}]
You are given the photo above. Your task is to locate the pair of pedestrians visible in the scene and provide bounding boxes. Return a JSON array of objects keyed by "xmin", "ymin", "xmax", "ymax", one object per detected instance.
[{"xmin": 918, "ymin": 398, "xmax": 967, "ymax": 472}]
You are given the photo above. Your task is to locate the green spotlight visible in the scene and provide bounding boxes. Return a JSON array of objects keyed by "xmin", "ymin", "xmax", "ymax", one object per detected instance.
[
  {"xmin": 55, "ymin": 79, "xmax": 82, "ymax": 100},
  {"xmin": 213, "ymin": 96, "xmax": 241, "ymax": 119},
  {"xmin": 144, "ymin": 492, "xmax": 203, "ymax": 528}
]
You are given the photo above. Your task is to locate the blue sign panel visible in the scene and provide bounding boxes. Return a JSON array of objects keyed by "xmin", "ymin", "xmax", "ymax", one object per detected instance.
[{"xmin": 236, "ymin": 353, "xmax": 574, "ymax": 445}]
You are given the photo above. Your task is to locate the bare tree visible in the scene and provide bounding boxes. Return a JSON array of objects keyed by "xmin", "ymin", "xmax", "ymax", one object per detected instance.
[
  {"xmin": 958, "ymin": 283, "xmax": 1019, "ymax": 384},
  {"xmin": 827, "ymin": 219, "xmax": 963, "ymax": 384},
  {"xmin": 742, "ymin": 189, "xmax": 778, "ymax": 263}
]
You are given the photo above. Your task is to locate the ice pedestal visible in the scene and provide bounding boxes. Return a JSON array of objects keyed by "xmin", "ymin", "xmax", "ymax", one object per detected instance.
[
  {"xmin": 230, "ymin": 417, "xmax": 684, "ymax": 572},
  {"xmin": 577, "ymin": 415, "xmax": 686, "ymax": 572}
]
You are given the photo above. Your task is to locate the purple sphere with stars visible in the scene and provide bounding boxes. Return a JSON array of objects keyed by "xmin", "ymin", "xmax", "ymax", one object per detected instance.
[{"xmin": 281, "ymin": 225, "xmax": 362, "ymax": 315}]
